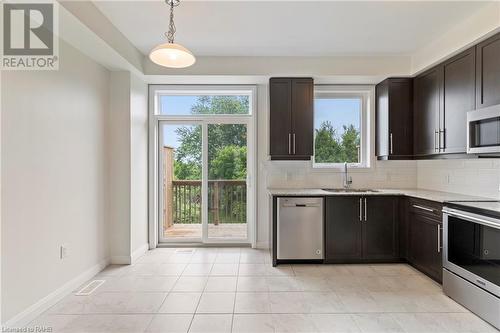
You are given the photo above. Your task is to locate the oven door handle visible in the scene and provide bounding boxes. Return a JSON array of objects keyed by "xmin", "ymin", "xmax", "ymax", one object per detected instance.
[{"xmin": 444, "ymin": 209, "xmax": 500, "ymax": 230}]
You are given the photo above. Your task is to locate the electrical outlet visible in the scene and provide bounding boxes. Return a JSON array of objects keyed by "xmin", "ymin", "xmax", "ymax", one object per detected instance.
[
  {"xmin": 60, "ymin": 244, "xmax": 69, "ymax": 259},
  {"xmin": 445, "ymin": 174, "xmax": 450, "ymax": 184}
]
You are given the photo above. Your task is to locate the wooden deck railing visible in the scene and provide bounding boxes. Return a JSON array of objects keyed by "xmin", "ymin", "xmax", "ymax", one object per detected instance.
[{"xmin": 166, "ymin": 180, "xmax": 246, "ymax": 226}]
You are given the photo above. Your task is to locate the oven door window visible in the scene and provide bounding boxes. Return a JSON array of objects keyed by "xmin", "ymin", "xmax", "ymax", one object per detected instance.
[
  {"xmin": 448, "ymin": 216, "xmax": 500, "ymax": 286},
  {"xmin": 469, "ymin": 117, "xmax": 500, "ymax": 148}
]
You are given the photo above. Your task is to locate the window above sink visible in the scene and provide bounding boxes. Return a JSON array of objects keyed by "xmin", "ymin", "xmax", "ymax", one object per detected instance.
[{"xmin": 313, "ymin": 86, "xmax": 372, "ymax": 169}]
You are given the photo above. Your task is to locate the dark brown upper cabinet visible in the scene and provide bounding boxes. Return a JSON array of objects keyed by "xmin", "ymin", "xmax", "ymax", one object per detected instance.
[
  {"xmin": 413, "ymin": 48, "xmax": 475, "ymax": 157},
  {"xmin": 476, "ymin": 33, "xmax": 500, "ymax": 108},
  {"xmin": 376, "ymin": 78, "xmax": 413, "ymax": 160},
  {"xmin": 269, "ymin": 78, "xmax": 314, "ymax": 160},
  {"xmin": 413, "ymin": 66, "xmax": 442, "ymax": 156},
  {"xmin": 442, "ymin": 47, "xmax": 476, "ymax": 154}
]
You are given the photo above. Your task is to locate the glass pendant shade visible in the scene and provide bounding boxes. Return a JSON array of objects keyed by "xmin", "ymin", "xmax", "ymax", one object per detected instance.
[{"xmin": 149, "ymin": 42, "xmax": 196, "ymax": 68}]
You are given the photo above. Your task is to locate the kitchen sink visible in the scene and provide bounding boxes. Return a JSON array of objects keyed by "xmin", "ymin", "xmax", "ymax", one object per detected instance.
[{"xmin": 322, "ymin": 188, "xmax": 379, "ymax": 193}]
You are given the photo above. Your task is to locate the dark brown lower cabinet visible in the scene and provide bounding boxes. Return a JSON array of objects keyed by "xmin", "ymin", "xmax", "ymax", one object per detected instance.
[
  {"xmin": 363, "ymin": 196, "xmax": 399, "ymax": 260},
  {"xmin": 408, "ymin": 210, "xmax": 443, "ymax": 283},
  {"xmin": 325, "ymin": 196, "xmax": 363, "ymax": 261},
  {"xmin": 325, "ymin": 196, "xmax": 398, "ymax": 262}
]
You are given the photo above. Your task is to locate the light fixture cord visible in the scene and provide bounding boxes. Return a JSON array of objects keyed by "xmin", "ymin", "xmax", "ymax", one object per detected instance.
[{"xmin": 166, "ymin": 0, "xmax": 176, "ymax": 43}]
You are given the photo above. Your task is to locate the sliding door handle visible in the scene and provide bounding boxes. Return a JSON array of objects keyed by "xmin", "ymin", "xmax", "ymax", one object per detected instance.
[{"xmin": 292, "ymin": 133, "xmax": 296, "ymax": 155}]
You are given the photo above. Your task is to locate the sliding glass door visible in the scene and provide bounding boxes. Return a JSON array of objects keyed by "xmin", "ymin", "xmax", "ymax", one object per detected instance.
[
  {"xmin": 151, "ymin": 86, "xmax": 256, "ymax": 245},
  {"xmin": 159, "ymin": 123, "xmax": 203, "ymax": 242},
  {"xmin": 207, "ymin": 124, "xmax": 248, "ymax": 241}
]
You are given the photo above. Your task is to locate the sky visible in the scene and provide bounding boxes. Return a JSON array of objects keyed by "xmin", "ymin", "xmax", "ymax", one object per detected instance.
[
  {"xmin": 161, "ymin": 96, "xmax": 361, "ymax": 149},
  {"xmin": 314, "ymin": 98, "xmax": 361, "ymax": 136}
]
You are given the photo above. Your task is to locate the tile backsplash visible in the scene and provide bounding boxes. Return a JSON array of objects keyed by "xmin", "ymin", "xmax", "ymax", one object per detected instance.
[
  {"xmin": 264, "ymin": 160, "xmax": 418, "ymax": 189},
  {"xmin": 417, "ymin": 159, "xmax": 500, "ymax": 199},
  {"xmin": 264, "ymin": 158, "xmax": 500, "ymax": 199}
]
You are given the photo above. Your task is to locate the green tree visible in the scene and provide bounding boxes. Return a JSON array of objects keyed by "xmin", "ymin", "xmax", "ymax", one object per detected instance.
[
  {"xmin": 173, "ymin": 96, "xmax": 248, "ymax": 180},
  {"xmin": 314, "ymin": 121, "xmax": 342, "ymax": 163},
  {"xmin": 191, "ymin": 95, "xmax": 249, "ymax": 115},
  {"xmin": 314, "ymin": 121, "xmax": 360, "ymax": 164},
  {"xmin": 209, "ymin": 146, "xmax": 247, "ymax": 179},
  {"xmin": 174, "ymin": 160, "xmax": 201, "ymax": 180},
  {"xmin": 341, "ymin": 124, "xmax": 360, "ymax": 163}
]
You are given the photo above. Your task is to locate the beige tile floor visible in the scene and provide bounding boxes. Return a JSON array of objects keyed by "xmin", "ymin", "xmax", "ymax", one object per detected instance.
[{"xmin": 27, "ymin": 247, "xmax": 498, "ymax": 333}]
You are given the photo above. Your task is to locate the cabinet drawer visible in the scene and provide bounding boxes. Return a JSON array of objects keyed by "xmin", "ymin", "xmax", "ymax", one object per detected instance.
[{"xmin": 408, "ymin": 198, "xmax": 443, "ymax": 221}]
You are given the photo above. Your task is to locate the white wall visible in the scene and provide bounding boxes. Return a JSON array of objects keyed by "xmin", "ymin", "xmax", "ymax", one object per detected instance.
[
  {"xmin": 130, "ymin": 75, "xmax": 149, "ymax": 256},
  {"xmin": 1, "ymin": 40, "xmax": 110, "ymax": 323},
  {"xmin": 144, "ymin": 55, "xmax": 412, "ymax": 77},
  {"xmin": 411, "ymin": 1, "xmax": 500, "ymax": 74},
  {"xmin": 108, "ymin": 72, "xmax": 148, "ymax": 263},
  {"xmin": 108, "ymin": 72, "xmax": 132, "ymax": 263},
  {"xmin": 417, "ymin": 159, "xmax": 500, "ymax": 200}
]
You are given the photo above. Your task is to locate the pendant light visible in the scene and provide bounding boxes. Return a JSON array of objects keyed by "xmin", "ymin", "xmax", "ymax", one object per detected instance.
[{"xmin": 149, "ymin": 0, "xmax": 196, "ymax": 68}]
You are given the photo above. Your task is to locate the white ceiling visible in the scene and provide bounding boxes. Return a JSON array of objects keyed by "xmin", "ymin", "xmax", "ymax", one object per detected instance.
[{"xmin": 93, "ymin": 1, "xmax": 490, "ymax": 57}]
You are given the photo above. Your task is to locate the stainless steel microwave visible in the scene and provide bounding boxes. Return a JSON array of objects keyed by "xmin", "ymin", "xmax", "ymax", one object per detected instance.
[{"xmin": 467, "ymin": 104, "xmax": 500, "ymax": 154}]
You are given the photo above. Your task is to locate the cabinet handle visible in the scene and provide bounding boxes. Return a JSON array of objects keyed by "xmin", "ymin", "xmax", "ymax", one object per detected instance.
[
  {"xmin": 439, "ymin": 129, "xmax": 445, "ymax": 152},
  {"xmin": 434, "ymin": 130, "xmax": 439, "ymax": 152},
  {"xmin": 364, "ymin": 198, "xmax": 367, "ymax": 221},
  {"xmin": 293, "ymin": 133, "xmax": 296, "ymax": 155},
  {"xmin": 412, "ymin": 204, "xmax": 435, "ymax": 213},
  {"xmin": 288, "ymin": 133, "xmax": 292, "ymax": 155},
  {"xmin": 390, "ymin": 133, "xmax": 393, "ymax": 155},
  {"xmin": 359, "ymin": 198, "xmax": 363, "ymax": 222},
  {"xmin": 437, "ymin": 224, "xmax": 442, "ymax": 253}
]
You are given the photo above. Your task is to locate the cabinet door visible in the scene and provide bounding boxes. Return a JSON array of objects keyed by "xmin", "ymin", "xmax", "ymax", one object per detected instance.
[
  {"xmin": 389, "ymin": 79, "xmax": 413, "ymax": 156},
  {"xmin": 442, "ymin": 48, "xmax": 475, "ymax": 154},
  {"xmin": 399, "ymin": 197, "xmax": 409, "ymax": 260},
  {"xmin": 325, "ymin": 196, "xmax": 362, "ymax": 261},
  {"xmin": 376, "ymin": 80, "xmax": 390, "ymax": 157},
  {"xmin": 269, "ymin": 79, "xmax": 292, "ymax": 157},
  {"xmin": 363, "ymin": 196, "xmax": 398, "ymax": 260},
  {"xmin": 291, "ymin": 78, "xmax": 314, "ymax": 158},
  {"xmin": 476, "ymin": 33, "xmax": 500, "ymax": 108},
  {"xmin": 414, "ymin": 67, "xmax": 441, "ymax": 156},
  {"xmin": 408, "ymin": 213, "xmax": 443, "ymax": 283}
]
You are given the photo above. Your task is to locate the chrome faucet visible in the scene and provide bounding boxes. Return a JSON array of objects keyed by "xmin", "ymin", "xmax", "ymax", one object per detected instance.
[{"xmin": 343, "ymin": 162, "xmax": 353, "ymax": 189}]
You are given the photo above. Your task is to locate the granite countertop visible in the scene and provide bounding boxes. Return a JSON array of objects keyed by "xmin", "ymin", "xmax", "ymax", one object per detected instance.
[{"xmin": 267, "ymin": 188, "xmax": 492, "ymax": 203}]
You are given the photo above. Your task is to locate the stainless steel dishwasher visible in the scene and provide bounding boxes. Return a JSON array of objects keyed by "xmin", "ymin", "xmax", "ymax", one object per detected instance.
[{"xmin": 277, "ymin": 197, "xmax": 324, "ymax": 260}]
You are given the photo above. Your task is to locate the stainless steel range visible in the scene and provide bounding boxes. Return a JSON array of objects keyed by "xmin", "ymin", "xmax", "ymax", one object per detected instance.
[{"xmin": 443, "ymin": 201, "xmax": 500, "ymax": 329}]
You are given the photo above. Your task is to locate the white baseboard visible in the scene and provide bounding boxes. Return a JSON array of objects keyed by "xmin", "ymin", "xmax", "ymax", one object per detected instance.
[
  {"xmin": 131, "ymin": 243, "xmax": 149, "ymax": 264},
  {"xmin": 3, "ymin": 258, "xmax": 109, "ymax": 328}
]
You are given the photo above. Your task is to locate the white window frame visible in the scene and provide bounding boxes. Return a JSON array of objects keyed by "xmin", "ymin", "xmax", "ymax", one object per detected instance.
[
  {"xmin": 312, "ymin": 85, "xmax": 373, "ymax": 170},
  {"xmin": 148, "ymin": 85, "xmax": 257, "ymax": 248}
]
